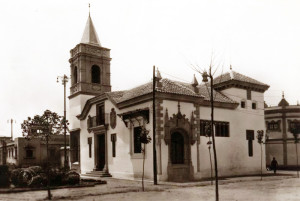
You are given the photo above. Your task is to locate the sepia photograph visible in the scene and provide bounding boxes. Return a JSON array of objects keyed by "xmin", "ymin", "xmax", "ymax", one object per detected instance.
[{"xmin": 0, "ymin": 0, "xmax": 300, "ymax": 200}]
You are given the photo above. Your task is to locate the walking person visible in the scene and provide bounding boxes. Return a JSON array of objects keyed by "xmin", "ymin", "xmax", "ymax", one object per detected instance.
[{"xmin": 271, "ymin": 157, "xmax": 278, "ymax": 174}]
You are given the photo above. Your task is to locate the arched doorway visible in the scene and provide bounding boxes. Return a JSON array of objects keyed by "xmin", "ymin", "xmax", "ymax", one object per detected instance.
[
  {"xmin": 167, "ymin": 129, "xmax": 193, "ymax": 182},
  {"xmin": 171, "ymin": 132, "xmax": 184, "ymax": 164}
]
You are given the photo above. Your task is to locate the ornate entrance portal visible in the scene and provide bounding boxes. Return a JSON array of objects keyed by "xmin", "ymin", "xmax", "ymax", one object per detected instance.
[{"xmin": 164, "ymin": 105, "xmax": 196, "ymax": 182}]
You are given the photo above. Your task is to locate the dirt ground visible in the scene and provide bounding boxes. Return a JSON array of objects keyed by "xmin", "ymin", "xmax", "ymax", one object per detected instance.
[{"xmin": 1, "ymin": 171, "xmax": 300, "ymax": 201}]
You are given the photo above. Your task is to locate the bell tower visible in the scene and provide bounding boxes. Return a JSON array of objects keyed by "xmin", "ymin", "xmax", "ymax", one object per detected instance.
[
  {"xmin": 69, "ymin": 14, "xmax": 111, "ymax": 98},
  {"xmin": 68, "ymin": 13, "xmax": 111, "ymax": 130}
]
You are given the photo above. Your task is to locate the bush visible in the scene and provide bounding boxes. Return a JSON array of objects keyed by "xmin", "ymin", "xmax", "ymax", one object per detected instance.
[
  {"xmin": 18, "ymin": 169, "xmax": 34, "ymax": 187},
  {"xmin": 63, "ymin": 171, "xmax": 80, "ymax": 185},
  {"xmin": 10, "ymin": 167, "xmax": 43, "ymax": 187},
  {"xmin": 49, "ymin": 168, "xmax": 63, "ymax": 186},
  {"xmin": 10, "ymin": 168, "xmax": 22, "ymax": 187},
  {"xmin": 28, "ymin": 175, "xmax": 43, "ymax": 187}
]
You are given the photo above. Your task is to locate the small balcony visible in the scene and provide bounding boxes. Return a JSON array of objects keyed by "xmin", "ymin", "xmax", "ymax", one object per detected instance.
[{"xmin": 87, "ymin": 113, "xmax": 109, "ymax": 131}]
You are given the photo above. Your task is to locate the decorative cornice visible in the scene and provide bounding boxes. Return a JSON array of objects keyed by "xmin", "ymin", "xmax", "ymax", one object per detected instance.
[
  {"xmin": 265, "ymin": 115, "xmax": 300, "ymax": 119},
  {"xmin": 213, "ymin": 80, "xmax": 269, "ymax": 92},
  {"xmin": 88, "ymin": 125, "xmax": 106, "ymax": 134},
  {"xmin": 265, "ymin": 108, "xmax": 300, "ymax": 115},
  {"xmin": 200, "ymin": 100, "xmax": 239, "ymax": 109},
  {"xmin": 69, "ymin": 128, "xmax": 81, "ymax": 133}
]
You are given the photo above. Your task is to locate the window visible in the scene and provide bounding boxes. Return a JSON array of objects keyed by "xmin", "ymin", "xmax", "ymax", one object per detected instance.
[
  {"xmin": 15, "ymin": 147, "xmax": 18, "ymax": 159},
  {"xmin": 246, "ymin": 130, "xmax": 254, "ymax": 157},
  {"xmin": 111, "ymin": 134, "xmax": 117, "ymax": 157},
  {"xmin": 288, "ymin": 120, "xmax": 300, "ymax": 133},
  {"xmin": 134, "ymin": 127, "xmax": 142, "ymax": 153},
  {"xmin": 97, "ymin": 104, "xmax": 105, "ymax": 125},
  {"xmin": 26, "ymin": 149, "xmax": 33, "ymax": 158},
  {"xmin": 241, "ymin": 101, "xmax": 246, "ymax": 108},
  {"xmin": 49, "ymin": 148, "xmax": 56, "ymax": 160},
  {"xmin": 268, "ymin": 121, "xmax": 280, "ymax": 131},
  {"xmin": 88, "ymin": 137, "xmax": 92, "ymax": 158},
  {"xmin": 247, "ymin": 89, "xmax": 251, "ymax": 100},
  {"xmin": 200, "ymin": 120, "xmax": 211, "ymax": 136},
  {"xmin": 215, "ymin": 122, "xmax": 230, "ymax": 137},
  {"xmin": 15, "ymin": 147, "xmax": 17, "ymax": 159},
  {"xmin": 91, "ymin": 65, "xmax": 100, "ymax": 84},
  {"xmin": 200, "ymin": 120, "xmax": 229, "ymax": 137},
  {"xmin": 73, "ymin": 66, "xmax": 78, "ymax": 84},
  {"xmin": 252, "ymin": 102, "xmax": 257, "ymax": 109}
]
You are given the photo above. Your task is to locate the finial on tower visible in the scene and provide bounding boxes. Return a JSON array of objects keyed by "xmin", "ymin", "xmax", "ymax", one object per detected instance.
[
  {"xmin": 230, "ymin": 64, "xmax": 232, "ymax": 70},
  {"xmin": 89, "ymin": 3, "xmax": 90, "ymax": 16},
  {"xmin": 282, "ymin": 91, "xmax": 285, "ymax": 99}
]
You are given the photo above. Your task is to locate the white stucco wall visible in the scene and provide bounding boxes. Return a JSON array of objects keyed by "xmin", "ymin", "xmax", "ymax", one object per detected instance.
[
  {"xmin": 197, "ymin": 88, "xmax": 266, "ymax": 177},
  {"xmin": 76, "ymin": 87, "xmax": 267, "ymax": 180},
  {"xmin": 69, "ymin": 94, "xmax": 95, "ymax": 130}
]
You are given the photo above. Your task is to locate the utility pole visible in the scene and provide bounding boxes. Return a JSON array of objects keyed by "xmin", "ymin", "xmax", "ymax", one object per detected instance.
[
  {"xmin": 152, "ymin": 65, "xmax": 158, "ymax": 185},
  {"xmin": 57, "ymin": 74, "xmax": 69, "ymax": 169},
  {"xmin": 7, "ymin": 119, "xmax": 16, "ymax": 140}
]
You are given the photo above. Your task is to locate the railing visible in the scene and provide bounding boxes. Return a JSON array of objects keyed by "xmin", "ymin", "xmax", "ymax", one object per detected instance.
[{"xmin": 87, "ymin": 115, "xmax": 107, "ymax": 129}]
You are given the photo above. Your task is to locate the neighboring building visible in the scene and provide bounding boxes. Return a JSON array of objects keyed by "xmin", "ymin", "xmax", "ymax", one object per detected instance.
[
  {"xmin": 0, "ymin": 136, "xmax": 13, "ymax": 165},
  {"xmin": 265, "ymin": 94, "xmax": 300, "ymax": 169},
  {"xmin": 68, "ymin": 13, "xmax": 270, "ymax": 181},
  {"xmin": 0, "ymin": 135, "xmax": 69, "ymax": 167}
]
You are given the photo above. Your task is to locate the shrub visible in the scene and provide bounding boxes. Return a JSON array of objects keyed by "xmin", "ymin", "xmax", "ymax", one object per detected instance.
[
  {"xmin": 29, "ymin": 175, "xmax": 43, "ymax": 187},
  {"xmin": 49, "ymin": 168, "xmax": 63, "ymax": 186},
  {"xmin": 18, "ymin": 169, "xmax": 34, "ymax": 187},
  {"xmin": 10, "ymin": 168, "xmax": 22, "ymax": 187},
  {"xmin": 63, "ymin": 171, "xmax": 80, "ymax": 185}
]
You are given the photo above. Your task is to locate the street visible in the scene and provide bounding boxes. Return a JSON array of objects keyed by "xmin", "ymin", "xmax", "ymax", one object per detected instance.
[{"xmin": 0, "ymin": 171, "xmax": 299, "ymax": 201}]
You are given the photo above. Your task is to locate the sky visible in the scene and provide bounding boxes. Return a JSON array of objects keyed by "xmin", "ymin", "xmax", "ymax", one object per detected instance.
[{"xmin": 1, "ymin": 0, "xmax": 300, "ymax": 138}]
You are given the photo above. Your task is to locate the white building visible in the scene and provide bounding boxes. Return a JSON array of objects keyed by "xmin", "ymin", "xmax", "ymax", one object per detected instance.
[
  {"xmin": 265, "ymin": 95, "xmax": 300, "ymax": 169},
  {"xmin": 68, "ymin": 14, "xmax": 270, "ymax": 181}
]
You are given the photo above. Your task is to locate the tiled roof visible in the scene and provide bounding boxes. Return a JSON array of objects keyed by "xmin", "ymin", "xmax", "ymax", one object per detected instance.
[
  {"xmin": 107, "ymin": 78, "xmax": 236, "ymax": 104},
  {"xmin": 213, "ymin": 70, "xmax": 268, "ymax": 87},
  {"xmin": 197, "ymin": 84, "xmax": 237, "ymax": 104}
]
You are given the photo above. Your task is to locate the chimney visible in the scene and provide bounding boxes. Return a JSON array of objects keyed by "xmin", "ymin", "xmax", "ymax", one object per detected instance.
[
  {"xmin": 156, "ymin": 69, "xmax": 162, "ymax": 89},
  {"xmin": 191, "ymin": 74, "xmax": 199, "ymax": 93}
]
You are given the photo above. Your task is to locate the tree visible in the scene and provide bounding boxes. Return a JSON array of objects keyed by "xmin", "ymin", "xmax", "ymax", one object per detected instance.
[
  {"xmin": 191, "ymin": 55, "xmax": 223, "ymax": 201},
  {"xmin": 21, "ymin": 109, "xmax": 64, "ymax": 200},
  {"xmin": 140, "ymin": 126, "xmax": 152, "ymax": 191}
]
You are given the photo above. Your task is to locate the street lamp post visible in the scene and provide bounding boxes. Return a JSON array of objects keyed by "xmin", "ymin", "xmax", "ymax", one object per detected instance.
[
  {"xmin": 291, "ymin": 123, "xmax": 300, "ymax": 178},
  {"xmin": 57, "ymin": 74, "xmax": 69, "ymax": 169},
  {"xmin": 256, "ymin": 130, "xmax": 264, "ymax": 181},
  {"xmin": 294, "ymin": 134, "xmax": 299, "ymax": 178},
  {"xmin": 207, "ymin": 138, "xmax": 213, "ymax": 185},
  {"xmin": 202, "ymin": 70, "xmax": 219, "ymax": 201}
]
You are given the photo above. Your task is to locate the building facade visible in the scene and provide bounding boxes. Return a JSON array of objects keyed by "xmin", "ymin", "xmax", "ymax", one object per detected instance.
[
  {"xmin": 68, "ymin": 14, "xmax": 270, "ymax": 181},
  {"xmin": 0, "ymin": 135, "xmax": 69, "ymax": 168},
  {"xmin": 265, "ymin": 95, "xmax": 300, "ymax": 169}
]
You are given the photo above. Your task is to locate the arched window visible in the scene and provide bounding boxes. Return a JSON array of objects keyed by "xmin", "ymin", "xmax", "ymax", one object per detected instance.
[
  {"xmin": 171, "ymin": 132, "xmax": 184, "ymax": 164},
  {"xmin": 73, "ymin": 66, "xmax": 78, "ymax": 84},
  {"xmin": 91, "ymin": 65, "xmax": 100, "ymax": 84}
]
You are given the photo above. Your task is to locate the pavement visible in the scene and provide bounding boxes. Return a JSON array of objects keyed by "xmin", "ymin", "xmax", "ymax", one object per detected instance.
[{"xmin": 0, "ymin": 170, "xmax": 297, "ymax": 201}]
